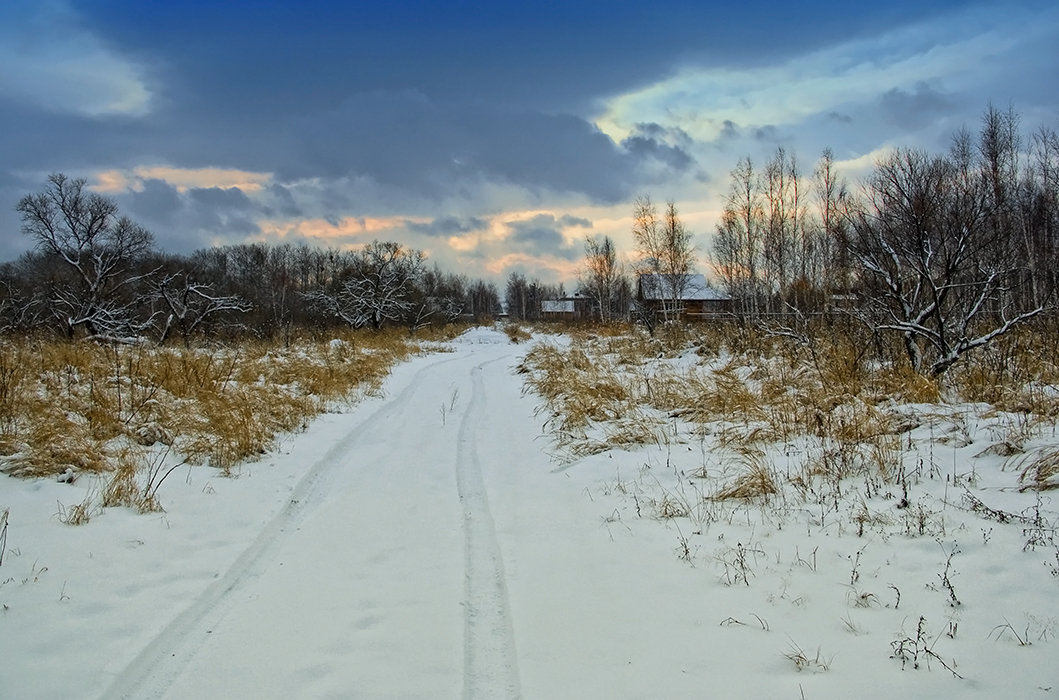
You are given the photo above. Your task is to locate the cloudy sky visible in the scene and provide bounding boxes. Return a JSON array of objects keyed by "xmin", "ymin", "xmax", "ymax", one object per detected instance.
[{"xmin": 2, "ymin": 0, "xmax": 1057, "ymax": 284}]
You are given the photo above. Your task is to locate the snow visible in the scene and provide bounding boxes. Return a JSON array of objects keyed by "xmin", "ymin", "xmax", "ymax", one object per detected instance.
[{"xmin": 1, "ymin": 327, "xmax": 1057, "ymax": 698}]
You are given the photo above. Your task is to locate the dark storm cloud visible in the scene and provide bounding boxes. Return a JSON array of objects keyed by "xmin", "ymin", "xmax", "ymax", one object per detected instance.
[
  {"xmin": 188, "ymin": 186, "xmax": 255, "ymax": 210},
  {"xmin": 185, "ymin": 188, "xmax": 262, "ymax": 235},
  {"xmin": 114, "ymin": 181, "xmax": 266, "ymax": 252},
  {"xmin": 828, "ymin": 111, "xmax": 854, "ymax": 124},
  {"xmin": 620, "ymin": 123, "xmax": 696, "ymax": 173},
  {"xmin": 286, "ymin": 91, "xmax": 638, "ymax": 203},
  {"xmin": 124, "ymin": 179, "xmax": 182, "ymax": 223},
  {"xmin": 263, "ymin": 184, "xmax": 302, "ymax": 219},
  {"xmin": 878, "ymin": 82, "xmax": 955, "ymax": 129},
  {"xmin": 558, "ymin": 215, "xmax": 591, "ymax": 229},
  {"xmin": 74, "ymin": 1, "xmax": 986, "ymax": 118},
  {"xmin": 507, "ymin": 214, "xmax": 582, "ymax": 261},
  {"xmin": 409, "ymin": 216, "xmax": 489, "ymax": 238}
]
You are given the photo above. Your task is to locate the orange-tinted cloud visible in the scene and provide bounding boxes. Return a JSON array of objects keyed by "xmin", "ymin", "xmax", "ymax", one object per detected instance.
[
  {"xmin": 484, "ymin": 252, "xmax": 581, "ymax": 280},
  {"xmin": 91, "ymin": 165, "xmax": 273, "ymax": 193},
  {"xmin": 256, "ymin": 215, "xmax": 431, "ymax": 242}
]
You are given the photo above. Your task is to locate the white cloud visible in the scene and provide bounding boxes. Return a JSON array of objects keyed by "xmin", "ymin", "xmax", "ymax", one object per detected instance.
[{"xmin": 0, "ymin": 1, "xmax": 152, "ymax": 117}]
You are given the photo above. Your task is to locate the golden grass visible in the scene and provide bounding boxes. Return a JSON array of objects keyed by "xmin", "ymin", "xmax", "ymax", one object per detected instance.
[
  {"xmin": 712, "ymin": 458, "xmax": 780, "ymax": 501},
  {"xmin": 1011, "ymin": 446, "xmax": 1059, "ymax": 491},
  {"xmin": 57, "ymin": 489, "xmax": 97, "ymax": 526},
  {"xmin": 518, "ymin": 343, "xmax": 635, "ymax": 434},
  {"xmin": 503, "ymin": 324, "xmax": 533, "ymax": 344},
  {"xmin": 0, "ymin": 327, "xmax": 434, "ymax": 479},
  {"xmin": 101, "ymin": 457, "xmax": 141, "ymax": 509}
]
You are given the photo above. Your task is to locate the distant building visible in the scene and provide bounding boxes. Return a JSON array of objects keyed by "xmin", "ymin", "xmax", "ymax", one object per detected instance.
[
  {"xmin": 540, "ymin": 293, "xmax": 594, "ymax": 322},
  {"xmin": 637, "ymin": 273, "xmax": 731, "ymax": 320}
]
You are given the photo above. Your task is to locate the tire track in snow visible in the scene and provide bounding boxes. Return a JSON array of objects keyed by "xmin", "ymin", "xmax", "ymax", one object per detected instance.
[
  {"xmin": 457, "ymin": 358, "xmax": 522, "ymax": 699},
  {"xmin": 100, "ymin": 355, "xmax": 460, "ymax": 700}
]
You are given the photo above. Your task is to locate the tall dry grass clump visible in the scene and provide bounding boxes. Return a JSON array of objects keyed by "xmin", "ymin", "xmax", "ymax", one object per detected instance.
[
  {"xmin": 950, "ymin": 323, "xmax": 1059, "ymax": 417},
  {"xmin": 503, "ymin": 324, "xmax": 533, "ymax": 344},
  {"xmin": 711, "ymin": 455, "xmax": 780, "ymax": 502},
  {"xmin": 0, "ymin": 327, "xmax": 429, "ymax": 479},
  {"xmin": 518, "ymin": 342, "xmax": 632, "ymax": 437},
  {"xmin": 1010, "ymin": 446, "xmax": 1059, "ymax": 491}
]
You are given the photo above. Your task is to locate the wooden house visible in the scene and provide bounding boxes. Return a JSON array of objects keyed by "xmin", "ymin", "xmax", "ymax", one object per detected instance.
[
  {"xmin": 540, "ymin": 293, "xmax": 594, "ymax": 322},
  {"xmin": 637, "ymin": 273, "xmax": 731, "ymax": 320}
]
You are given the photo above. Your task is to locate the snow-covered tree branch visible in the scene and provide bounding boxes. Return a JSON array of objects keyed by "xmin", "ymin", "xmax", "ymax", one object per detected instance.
[
  {"xmin": 16, "ymin": 173, "xmax": 156, "ymax": 341},
  {"xmin": 154, "ymin": 272, "xmax": 252, "ymax": 346},
  {"xmin": 308, "ymin": 241, "xmax": 426, "ymax": 330},
  {"xmin": 845, "ymin": 143, "xmax": 1050, "ymax": 377}
]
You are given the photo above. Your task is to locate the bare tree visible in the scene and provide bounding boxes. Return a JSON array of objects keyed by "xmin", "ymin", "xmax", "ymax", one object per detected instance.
[
  {"xmin": 0, "ymin": 276, "xmax": 40, "ymax": 334},
  {"xmin": 813, "ymin": 148, "xmax": 849, "ymax": 295},
  {"xmin": 713, "ymin": 158, "xmax": 765, "ymax": 319},
  {"xmin": 845, "ymin": 144, "xmax": 1047, "ymax": 376},
  {"xmin": 406, "ymin": 265, "xmax": 465, "ymax": 331},
  {"xmin": 154, "ymin": 270, "xmax": 252, "ymax": 346},
  {"xmin": 762, "ymin": 147, "xmax": 797, "ymax": 310},
  {"xmin": 307, "ymin": 240, "xmax": 425, "ymax": 330},
  {"xmin": 633, "ymin": 195, "xmax": 696, "ymax": 325},
  {"xmin": 16, "ymin": 173, "xmax": 156, "ymax": 340},
  {"xmin": 466, "ymin": 279, "xmax": 500, "ymax": 322},
  {"xmin": 1027, "ymin": 125, "xmax": 1059, "ymax": 301},
  {"xmin": 579, "ymin": 235, "xmax": 625, "ymax": 321},
  {"xmin": 505, "ymin": 272, "xmax": 529, "ymax": 321}
]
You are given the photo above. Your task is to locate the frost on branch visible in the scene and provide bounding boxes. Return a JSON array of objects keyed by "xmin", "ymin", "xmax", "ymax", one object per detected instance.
[
  {"xmin": 16, "ymin": 173, "xmax": 157, "ymax": 341},
  {"xmin": 307, "ymin": 240, "xmax": 426, "ymax": 330},
  {"xmin": 844, "ymin": 127, "xmax": 1051, "ymax": 377}
]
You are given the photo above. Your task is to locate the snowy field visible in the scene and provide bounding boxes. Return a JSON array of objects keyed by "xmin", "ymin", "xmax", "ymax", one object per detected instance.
[{"xmin": 2, "ymin": 326, "xmax": 1058, "ymax": 699}]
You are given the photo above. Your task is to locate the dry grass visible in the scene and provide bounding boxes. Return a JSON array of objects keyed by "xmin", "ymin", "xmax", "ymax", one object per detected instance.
[
  {"xmin": 57, "ymin": 490, "xmax": 97, "ymax": 526},
  {"xmin": 1011, "ymin": 446, "xmax": 1059, "ymax": 491},
  {"xmin": 101, "ymin": 447, "xmax": 184, "ymax": 512},
  {"xmin": 952, "ymin": 322, "xmax": 1059, "ymax": 415},
  {"xmin": 518, "ymin": 343, "xmax": 633, "ymax": 435},
  {"xmin": 712, "ymin": 457, "xmax": 780, "ymax": 501},
  {"xmin": 101, "ymin": 458, "xmax": 141, "ymax": 509},
  {"xmin": 503, "ymin": 324, "xmax": 533, "ymax": 344},
  {"xmin": 0, "ymin": 327, "xmax": 432, "ymax": 479}
]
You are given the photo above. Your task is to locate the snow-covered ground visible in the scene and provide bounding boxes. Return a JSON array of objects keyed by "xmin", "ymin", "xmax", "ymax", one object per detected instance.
[{"xmin": 2, "ymin": 326, "xmax": 1057, "ymax": 698}]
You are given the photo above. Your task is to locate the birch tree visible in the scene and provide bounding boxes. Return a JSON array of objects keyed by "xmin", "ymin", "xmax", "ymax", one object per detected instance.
[
  {"xmin": 813, "ymin": 148, "xmax": 849, "ymax": 295},
  {"xmin": 580, "ymin": 235, "xmax": 624, "ymax": 321},
  {"xmin": 633, "ymin": 195, "xmax": 696, "ymax": 325},
  {"xmin": 713, "ymin": 158, "xmax": 764, "ymax": 318}
]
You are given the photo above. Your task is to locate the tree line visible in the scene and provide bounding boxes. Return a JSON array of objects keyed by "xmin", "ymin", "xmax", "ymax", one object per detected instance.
[
  {"xmin": 713, "ymin": 104, "xmax": 1059, "ymax": 375},
  {"xmin": 1, "ymin": 173, "xmax": 501, "ymax": 343}
]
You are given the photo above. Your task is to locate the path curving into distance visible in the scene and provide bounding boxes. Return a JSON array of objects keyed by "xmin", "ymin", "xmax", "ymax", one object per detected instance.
[{"xmin": 101, "ymin": 331, "xmax": 524, "ymax": 699}]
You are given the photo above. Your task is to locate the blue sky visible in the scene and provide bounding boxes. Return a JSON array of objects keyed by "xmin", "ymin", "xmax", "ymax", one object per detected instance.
[{"xmin": 1, "ymin": 0, "xmax": 1056, "ymax": 284}]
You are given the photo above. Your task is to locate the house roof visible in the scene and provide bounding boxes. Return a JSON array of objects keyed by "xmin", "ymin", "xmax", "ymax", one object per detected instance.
[
  {"xmin": 541, "ymin": 300, "xmax": 575, "ymax": 313},
  {"xmin": 639, "ymin": 273, "xmax": 730, "ymax": 301}
]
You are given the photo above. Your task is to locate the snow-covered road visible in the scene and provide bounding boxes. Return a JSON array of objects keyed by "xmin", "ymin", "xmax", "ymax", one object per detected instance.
[{"xmin": 102, "ymin": 332, "xmax": 524, "ymax": 698}]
